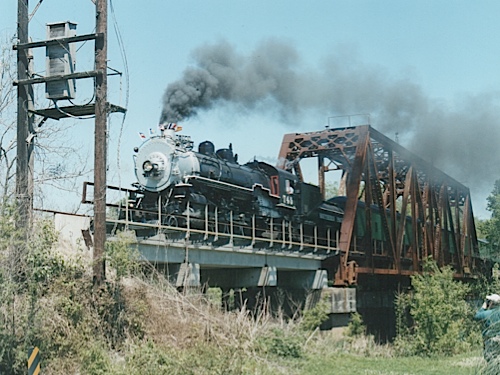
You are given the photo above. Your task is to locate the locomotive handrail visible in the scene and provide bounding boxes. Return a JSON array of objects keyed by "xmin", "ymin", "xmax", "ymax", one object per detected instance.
[
  {"xmin": 101, "ymin": 193, "xmax": 341, "ymax": 255},
  {"xmin": 80, "ymin": 180, "xmax": 342, "ymax": 255},
  {"xmin": 104, "ymin": 216, "xmax": 341, "ymax": 255},
  {"xmin": 81, "ymin": 181, "xmax": 141, "ymax": 205}
]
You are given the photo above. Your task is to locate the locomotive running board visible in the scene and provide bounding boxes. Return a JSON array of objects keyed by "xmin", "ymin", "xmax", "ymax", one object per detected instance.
[{"xmin": 183, "ymin": 175, "xmax": 254, "ymax": 193}]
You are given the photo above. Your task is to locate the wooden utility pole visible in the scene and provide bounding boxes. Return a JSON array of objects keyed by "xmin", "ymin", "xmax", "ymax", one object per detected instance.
[
  {"xmin": 16, "ymin": 0, "xmax": 34, "ymax": 231},
  {"xmin": 93, "ymin": 0, "xmax": 108, "ymax": 285},
  {"xmin": 14, "ymin": 0, "xmax": 122, "ymax": 285}
]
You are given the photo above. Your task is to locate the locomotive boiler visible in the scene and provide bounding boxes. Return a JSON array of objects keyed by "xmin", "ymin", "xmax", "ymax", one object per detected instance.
[{"xmin": 127, "ymin": 124, "xmax": 344, "ymax": 249}]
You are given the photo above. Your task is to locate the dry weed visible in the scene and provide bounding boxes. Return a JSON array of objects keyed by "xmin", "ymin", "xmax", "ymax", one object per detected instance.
[{"xmin": 122, "ymin": 273, "xmax": 271, "ymax": 354}]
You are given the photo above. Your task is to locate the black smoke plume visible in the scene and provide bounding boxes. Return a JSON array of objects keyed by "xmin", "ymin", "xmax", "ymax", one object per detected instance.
[
  {"xmin": 160, "ymin": 39, "xmax": 303, "ymax": 123},
  {"xmin": 160, "ymin": 39, "xmax": 500, "ymax": 207}
]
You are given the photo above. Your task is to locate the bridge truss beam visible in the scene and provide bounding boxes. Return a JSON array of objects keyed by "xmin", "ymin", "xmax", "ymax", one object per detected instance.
[{"xmin": 277, "ymin": 125, "xmax": 484, "ymax": 285}]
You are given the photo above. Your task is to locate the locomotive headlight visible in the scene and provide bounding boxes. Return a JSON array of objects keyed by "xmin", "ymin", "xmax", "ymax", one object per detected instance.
[
  {"xmin": 141, "ymin": 152, "xmax": 166, "ymax": 179},
  {"xmin": 143, "ymin": 160, "xmax": 154, "ymax": 173}
]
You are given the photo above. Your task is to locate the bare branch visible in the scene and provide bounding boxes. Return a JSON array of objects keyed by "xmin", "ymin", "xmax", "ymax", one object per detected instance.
[{"xmin": 0, "ymin": 33, "xmax": 93, "ymax": 213}]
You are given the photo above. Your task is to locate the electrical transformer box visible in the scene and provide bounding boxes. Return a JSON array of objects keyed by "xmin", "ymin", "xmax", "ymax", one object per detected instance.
[{"xmin": 45, "ymin": 21, "xmax": 77, "ymax": 100}]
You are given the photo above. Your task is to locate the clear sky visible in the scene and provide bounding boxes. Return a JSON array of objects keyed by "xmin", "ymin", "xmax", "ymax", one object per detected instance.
[{"xmin": 1, "ymin": 1, "xmax": 499, "ymax": 218}]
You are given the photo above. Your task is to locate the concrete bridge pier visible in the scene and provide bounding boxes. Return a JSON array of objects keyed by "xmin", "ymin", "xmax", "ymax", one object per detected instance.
[{"xmin": 155, "ymin": 262, "xmax": 202, "ymax": 288}]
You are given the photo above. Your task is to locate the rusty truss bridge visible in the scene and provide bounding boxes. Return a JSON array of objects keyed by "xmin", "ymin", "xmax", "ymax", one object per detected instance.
[{"xmin": 278, "ymin": 124, "xmax": 488, "ymax": 285}]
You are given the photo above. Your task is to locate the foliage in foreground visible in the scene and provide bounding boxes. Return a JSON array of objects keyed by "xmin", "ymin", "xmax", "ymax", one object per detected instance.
[
  {"xmin": 394, "ymin": 259, "xmax": 481, "ymax": 356},
  {"xmin": 477, "ymin": 179, "xmax": 500, "ymax": 253},
  {"xmin": 0, "ymin": 217, "xmax": 148, "ymax": 374},
  {"xmin": 0, "ymin": 215, "xmax": 299, "ymax": 374},
  {"xmin": 0, "ymin": 214, "xmax": 494, "ymax": 374}
]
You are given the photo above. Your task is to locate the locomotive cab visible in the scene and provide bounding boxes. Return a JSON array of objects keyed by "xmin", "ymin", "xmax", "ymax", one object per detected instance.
[{"xmin": 253, "ymin": 162, "xmax": 297, "ymax": 209}]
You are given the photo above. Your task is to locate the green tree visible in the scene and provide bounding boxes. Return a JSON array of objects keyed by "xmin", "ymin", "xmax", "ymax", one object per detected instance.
[
  {"xmin": 479, "ymin": 179, "xmax": 500, "ymax": 246},
  {"xmin": 394, "ymin": 259, "xmax": 477, "ymax": 356}
]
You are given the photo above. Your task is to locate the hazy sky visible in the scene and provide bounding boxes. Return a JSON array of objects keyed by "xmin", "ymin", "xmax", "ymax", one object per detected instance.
[{"xmin": 1, "ymin": 1, "xmax": 499, "ymax": 217}]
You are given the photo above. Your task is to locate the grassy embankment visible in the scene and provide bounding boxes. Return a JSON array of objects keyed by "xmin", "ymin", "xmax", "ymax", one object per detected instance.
[
  {"xmin": 42, "ymin": 273, "xmax": 488, "ymax": 375},
  {"xmin": 0, "ymin": 225, "xmax": 493, "ymax": 374}
]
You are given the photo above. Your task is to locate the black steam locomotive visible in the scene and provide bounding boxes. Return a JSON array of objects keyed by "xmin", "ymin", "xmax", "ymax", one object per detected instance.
[{"xmin": 126, "ymin": 124, "xmax": 343, "ymax": 249}]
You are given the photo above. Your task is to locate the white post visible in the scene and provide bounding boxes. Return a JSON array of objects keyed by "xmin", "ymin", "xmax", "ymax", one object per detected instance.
[
  {"xmin": 204, "ymin": 204, "xmax": 209, "ymax": 241},
  {"xmin": 251, "ymin": 214, "xmax": 256, "ymax": 247},
  {"xmin": 327, "ymin": 227, "xmax": 331, "ymax": 254},
  {"xmin": 314, "ymin": 226, "xmax": 318, "ymax": 252},
  {"xmin": 229, "ymin": 210, "xmax": 234, "ymax": 246},
  {"xmin": 282, "ymin": 220, "xmax": 286, "ymax": 249},
  {"xmin": 214, "ymin": 206, "xmax": 219, "ymax": 242},
  {"xmin": 269, "ymin": 217, "xmax": 274, "ymax": 248},
  {"xmin": 186, "ymin": 200, "xmax": 190, "ymax": 240}
]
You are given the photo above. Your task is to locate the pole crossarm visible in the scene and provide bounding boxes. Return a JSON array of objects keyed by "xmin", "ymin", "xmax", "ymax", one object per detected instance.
[
  {"xmin": 14, "ymin": 70, "xmax": 100, "ymax": 86},
  {"xmin": 276, "ymin": 125, "xmax": 484, "ymax": 285},
  {"xmin": 29, "ymin": 102, "xmax": 126, "ymax": 121},
  {"xmin": 13, "ymin": 32, "xmax": 103, "ymax": 50}
]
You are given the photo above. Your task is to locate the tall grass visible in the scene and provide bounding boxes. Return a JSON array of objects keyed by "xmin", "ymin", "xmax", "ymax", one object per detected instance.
[{"xmin": 0, "ymin": 221, "xmax": 493, "ymax": 374}]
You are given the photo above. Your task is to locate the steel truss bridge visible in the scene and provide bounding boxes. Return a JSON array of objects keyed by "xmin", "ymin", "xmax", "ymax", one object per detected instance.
[
  {"xmin": 278, "ymin": 124, "xmax": 488, "ymax": 285},
  {"xmin": 82, "ymin": 124, "xmax": 489, "ymax": 296}
]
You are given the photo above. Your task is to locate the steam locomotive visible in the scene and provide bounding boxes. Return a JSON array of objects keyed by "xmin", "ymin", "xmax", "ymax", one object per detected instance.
[{"xmin": 126, "ymin": 123, "xmax": 343, "ymax": 249}]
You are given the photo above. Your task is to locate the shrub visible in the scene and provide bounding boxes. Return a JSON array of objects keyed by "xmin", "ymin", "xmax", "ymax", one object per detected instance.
[
  {"xmin": 91, "ymin": 281, "xmax": 146, "ymax": 348},
  {"xmin": 300, "ymin": 295, "xmax": 329, "ymax": 331},
  {"xmin": 80, "ymin": 342, "xmax": 112, "ymax": 375},
  {"xmin": 256, "ymin": 328, "xmax": 303, "ymax": 358},
  {"xmin": 346, "ymin": 312, "xmax": 365, "ymax": 337},
  {"xmin": 394, "ymin": 259, "xmax": 476, "ymax": 356},
  {"xmin": 0, "ymin": 217, "xmax": 89, "ymax": 374},
  {"xmin": 105, "ymin": 231, "xmax": 140, "ymax": 280},
  {"xmin": 123, "ymin": 340, "xmax": 174, "ymax": 375}
]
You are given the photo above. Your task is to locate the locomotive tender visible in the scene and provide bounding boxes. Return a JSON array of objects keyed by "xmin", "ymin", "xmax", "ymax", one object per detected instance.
[{"xmin": 128, "ymin": 123, "xmax": 344, "ymax": 249}]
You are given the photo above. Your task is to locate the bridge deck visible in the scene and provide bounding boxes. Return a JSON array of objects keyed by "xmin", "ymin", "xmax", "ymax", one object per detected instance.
[{"xmin": 106, "ymin": 218, "xmax": 336, "ymax": 289}]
